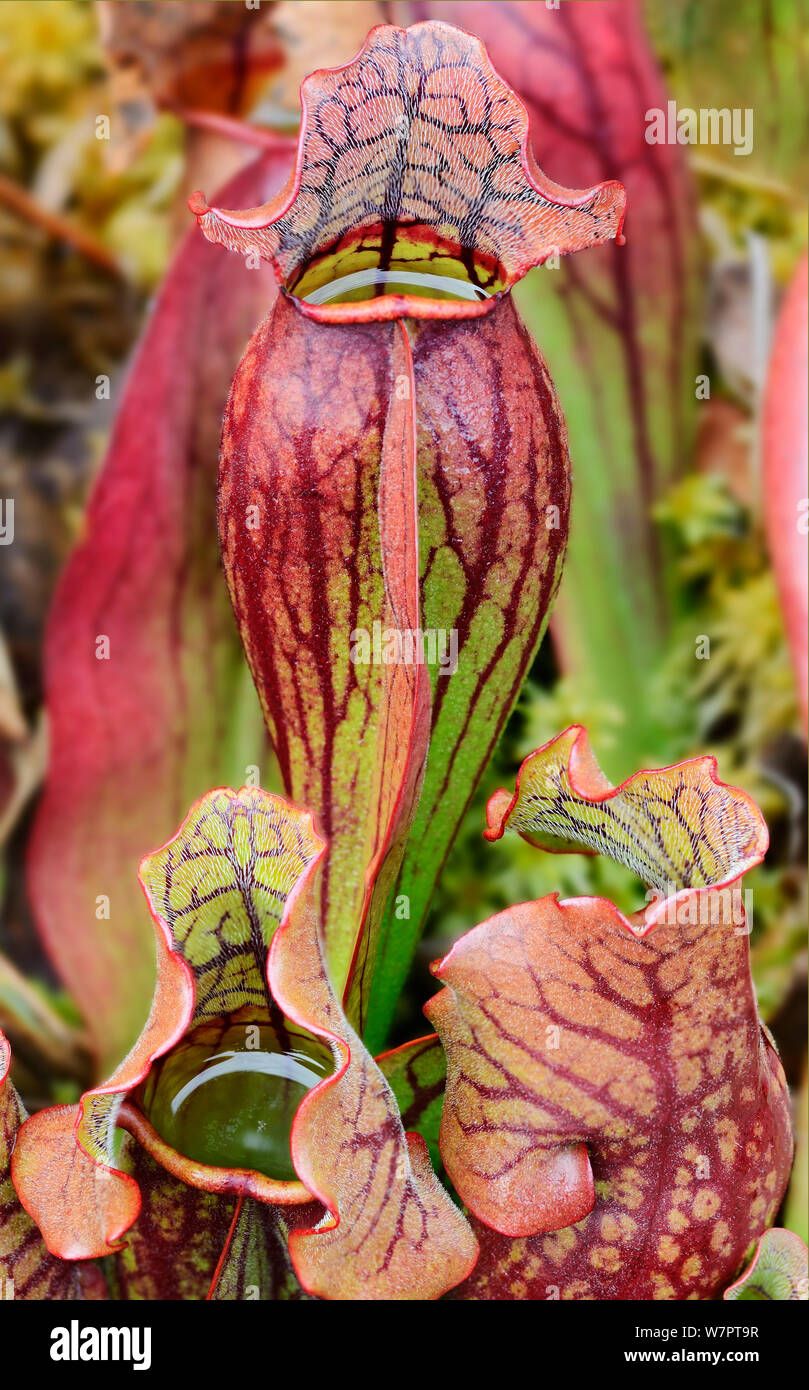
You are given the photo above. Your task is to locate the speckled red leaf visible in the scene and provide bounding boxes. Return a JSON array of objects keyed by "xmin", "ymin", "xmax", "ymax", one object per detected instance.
[
  {"xmin": 1, "ymin": 1032, "xmax": 106, "ymax": 1300},
  {"xmin": 428, "ymin": 729, "xmax": 793, "ymax": 1299},
  {"xmin": 763, "ymin": 253, "xmax": 808, "ymax": 731},
  {"xmin": 27, "ymin": 152, "xmax": 289, "ymax": 1074}
]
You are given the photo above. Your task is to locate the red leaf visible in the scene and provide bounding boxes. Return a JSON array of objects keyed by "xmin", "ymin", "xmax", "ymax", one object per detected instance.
[
  {"xmin": 429, "ymin": 731, "xmax": 792, "ymax": 1298},
  {"xmin": 1, "ymin": 1032, "xmax": 106, "ymax": 1298},
  {"xmin": 27, "ymin": 151, "xmax": 291, "ymax": 1073}
]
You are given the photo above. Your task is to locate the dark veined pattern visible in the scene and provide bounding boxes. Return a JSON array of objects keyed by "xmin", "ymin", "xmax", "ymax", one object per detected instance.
[
  {"xmin": 138, "ymin": 787, "xmax": 321, "ymax": 1022},
  {"xmin": 27, "ymin": 789, "xmax": 320, "ymax": 1211},
  {"xmin": 192, "ymin": 21, "xmax": 624, "ymax": 285},
  {"xmin": 486, "ymin": 726, "xmax": 768, "ymax": 894}
]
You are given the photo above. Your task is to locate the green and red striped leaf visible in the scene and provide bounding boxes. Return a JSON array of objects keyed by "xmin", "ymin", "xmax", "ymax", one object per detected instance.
[
  {"xmin": 218, "ymin": 298, "xmax": 430, "ymax": 1022},
  {"xmin": 368, "ymin": 297, "xmax": 573, "ymax": 1047},
  {"xmin": 206, "ymin": 1200, "xmax": 318, "ymax": 1302},
  {"xmin": 377, "ymin": 1033, "xmax": 447, "ymax": 1168},
  {"xmin": 428, "ymin": 731, "xmax": 793, "ymax": 1299}
]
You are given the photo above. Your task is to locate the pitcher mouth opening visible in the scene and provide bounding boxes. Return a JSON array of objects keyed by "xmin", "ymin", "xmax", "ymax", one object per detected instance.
[
  {"xmin": 190, "ymin": 21, "xmax": 627, "ymax": 326},
  {"xmin": 129, "ymin": 1009, "xmax": 332, "ymax": 1199},
  {"xmin": 284, "ymin": 221, "xmax": 509, "ymax": 323}
]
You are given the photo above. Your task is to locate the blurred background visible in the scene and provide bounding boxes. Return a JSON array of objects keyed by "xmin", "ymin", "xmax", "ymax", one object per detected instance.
[{"xmin": 0, "ymin": 1, "xmax": 806, "ymax": 1246}]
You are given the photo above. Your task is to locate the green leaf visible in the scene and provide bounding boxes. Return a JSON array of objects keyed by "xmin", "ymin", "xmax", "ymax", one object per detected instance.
[{"xmin": 724, "ymin": 1228, "xmax": 808, "ymax": 1300}]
